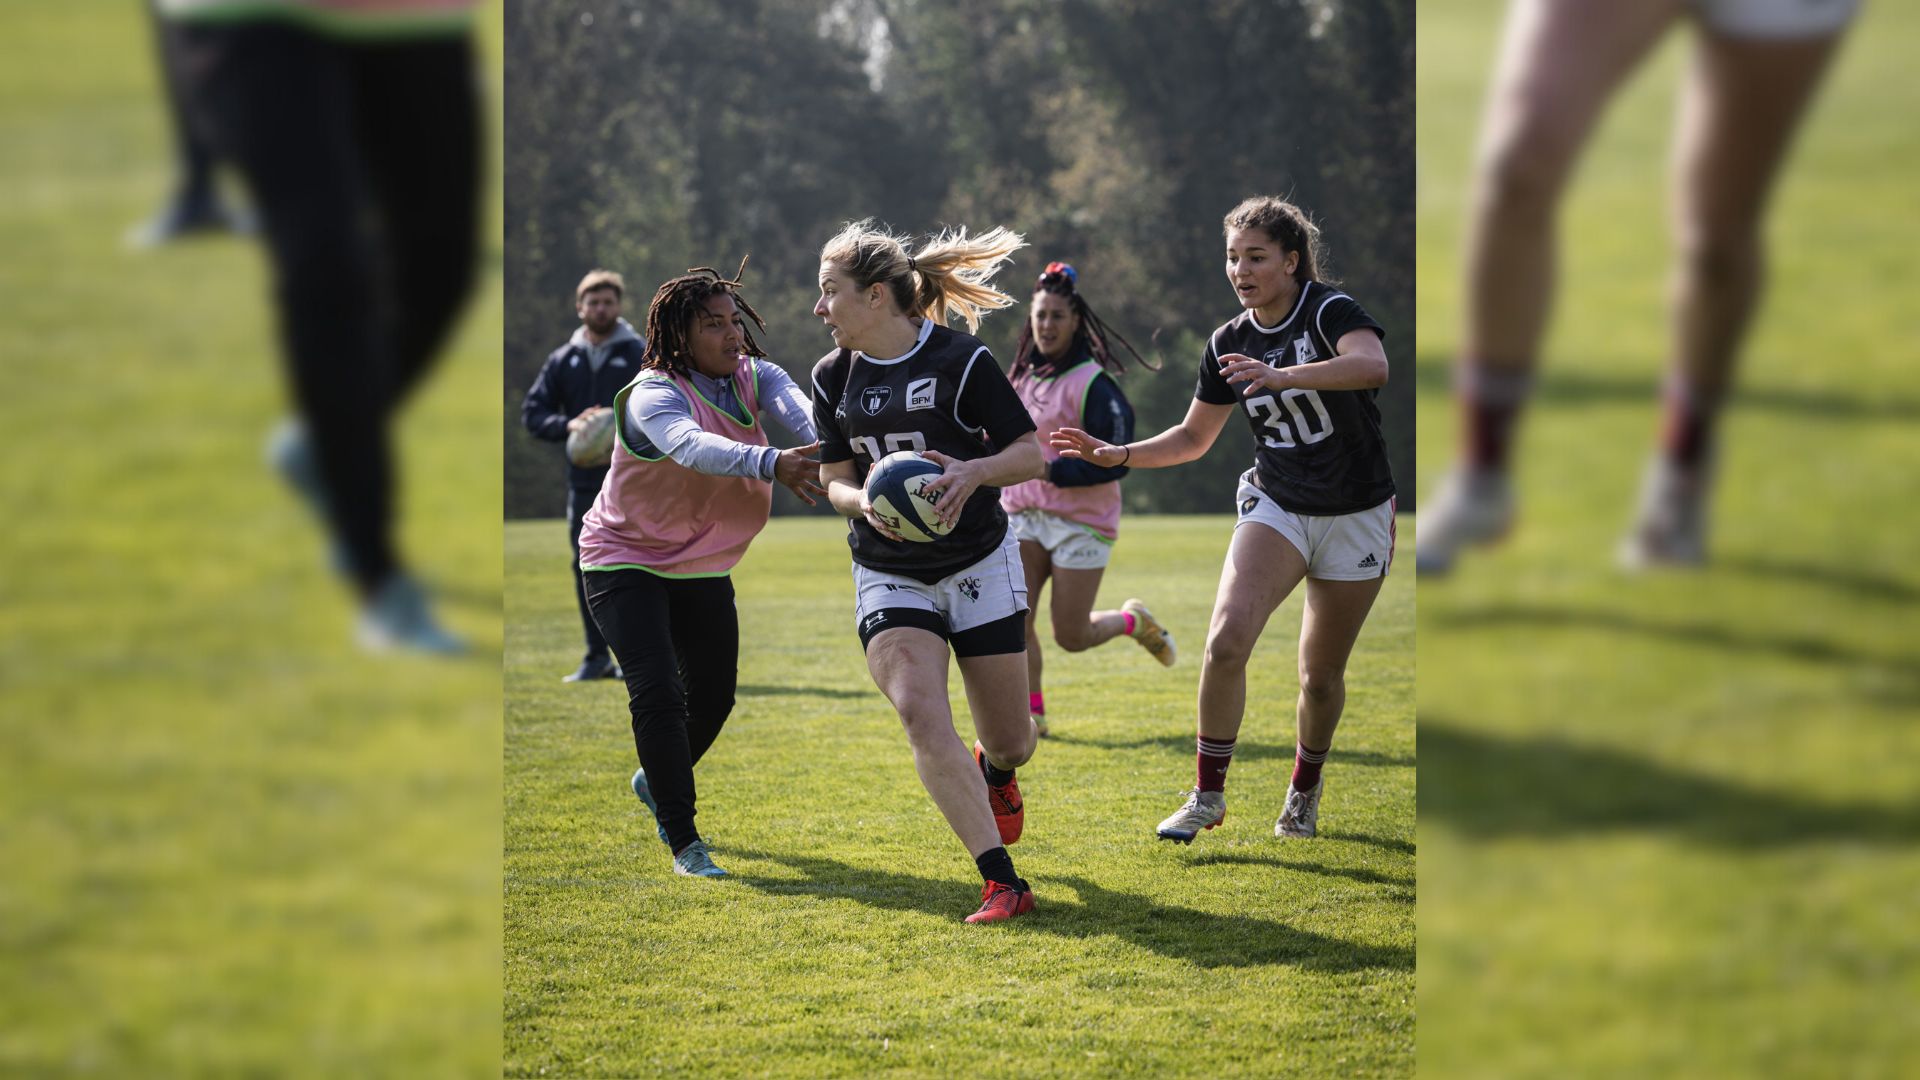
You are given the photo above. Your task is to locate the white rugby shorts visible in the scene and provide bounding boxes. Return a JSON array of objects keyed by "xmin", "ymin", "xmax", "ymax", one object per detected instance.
[
  {"xmin": 1234, "ymin": 472, "xmax": 1395, "ymax": 581},
  {"xmin": 1008, "ymin": 509, "xmax": 1114, "ymax": 571},
  {"xmin": 1691, "ymin": 0, "xmax": 1861, "ymax": 38},
  {"xmin": 853, "ymin": 527, "xmax": 1028, "ymax": 639}
]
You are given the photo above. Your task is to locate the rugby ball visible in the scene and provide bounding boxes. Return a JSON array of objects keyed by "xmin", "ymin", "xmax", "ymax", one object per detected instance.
[
  {"xmin": 865, "ymin": 451, "xmax": 953, "ymax": 542},
  {"xmin": 566, "ymin": 408, "xmax": 616, "ymax": 467}
]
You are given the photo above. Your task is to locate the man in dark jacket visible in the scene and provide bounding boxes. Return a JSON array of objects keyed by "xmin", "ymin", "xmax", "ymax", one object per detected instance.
[{"xmin": 522, "ymin": 269, "xmax": 645, "ymax": 681}]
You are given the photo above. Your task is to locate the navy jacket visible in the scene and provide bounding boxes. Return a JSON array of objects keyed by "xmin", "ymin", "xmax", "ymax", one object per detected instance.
[{"xmin": 522, "ymin": 320, "xmax": 647, "ymax": 490}]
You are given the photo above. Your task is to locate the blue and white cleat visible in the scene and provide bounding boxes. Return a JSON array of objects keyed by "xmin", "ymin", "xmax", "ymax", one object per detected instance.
[
  {"xmin": 671, "ymin": 840, "xmax": 727, "ymax": 878},
  {"xmin": 356, "ymin": 575, "xmax": 465, "ymax": 656},
  {"xmin": 630, "ymin": 767, "xmax": 670, "ymax": 845},
  {"xmin": 1156, "ymin": 789, "xmax": 1226, "ymax": 843}
]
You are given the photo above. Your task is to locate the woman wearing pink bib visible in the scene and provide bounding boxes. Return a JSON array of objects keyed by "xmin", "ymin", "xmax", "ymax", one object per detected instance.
[
  {"xmin": 1000, "ymin": 262, "xmax": 1173, "ymax": 739},
  {"xmin": 577, "ymin": 267, "xmax": 824, "ymax": 879}
]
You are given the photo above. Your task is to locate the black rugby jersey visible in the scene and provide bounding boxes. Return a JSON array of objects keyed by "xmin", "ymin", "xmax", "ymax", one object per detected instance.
[
  {"xmin": 813, "ymin": 319, "xmax": 1037, "ymax": 583},
  {"xmin": 1194, "ymin": 280, "xmax": 1395, "ymax": 515}
]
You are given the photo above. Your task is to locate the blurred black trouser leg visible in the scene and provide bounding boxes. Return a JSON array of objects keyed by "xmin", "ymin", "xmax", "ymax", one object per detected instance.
[
  {"xmin": 347, "ymin": 35, "xmax": 479, "ymax": 407},
  {"xmin": 584, "ymin": 569, "xmax": 739, "ymax": 853},
  {"xmin": 567, "ymin": 487, "xmax": 611, "ymax": 663},
  {"xmin": 176, "ymin": 22, "xmax": 393, "ymax": 595},
  {"xmin": 174, "ymin": 23, "xmax": 476, "ymax": 598},
  {"xmin": 147, "ymin": 1, "xmax": 218, "ymax": 210}
]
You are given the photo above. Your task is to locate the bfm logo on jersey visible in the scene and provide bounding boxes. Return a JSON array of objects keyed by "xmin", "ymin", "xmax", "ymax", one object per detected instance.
[
  {"xmin": 1294, "ymin": 333, "xmax": 1318, "ymax": 363},
  {"xmin": 862, "ymin": 386, "xmax": 892, "ymax": 415},
  {"xmin": 906, "ymin": 377, "xmax": 937, "ymax": 411}
]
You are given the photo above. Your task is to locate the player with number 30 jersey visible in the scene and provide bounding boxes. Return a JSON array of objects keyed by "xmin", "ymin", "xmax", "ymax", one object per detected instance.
[
  {"xmin": 1051, "ymin": 196, "xmax": 1398, "ymax": 849},
  {"xmin": 1197, "ymin": 281, "xmax": 1394, "ymax": 516}
]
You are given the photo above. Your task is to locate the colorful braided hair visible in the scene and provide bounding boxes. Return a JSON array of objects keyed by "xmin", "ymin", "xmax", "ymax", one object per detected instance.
[{"xmin": 1010, "ymin": 261, "xmax": 1158, "ymax": 381}]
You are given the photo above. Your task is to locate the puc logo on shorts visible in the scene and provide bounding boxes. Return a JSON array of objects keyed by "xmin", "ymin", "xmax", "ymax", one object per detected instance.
[{"xmin": 957, "ymin": 576, "xmax": 982, "ymax": 601}]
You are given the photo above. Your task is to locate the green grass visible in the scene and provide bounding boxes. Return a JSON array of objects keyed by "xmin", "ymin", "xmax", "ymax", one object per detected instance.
[
  {"xmin": 0, "ymin": 4, "xmax": 503, "ymax": 1075},
  {"xmin": 506, "ymin": 515, "xmax": 1414, "ymax": 1077},
  {"xmin": 1416, "ymin": 2, "xmax": 1920, "ymax": 1075}
]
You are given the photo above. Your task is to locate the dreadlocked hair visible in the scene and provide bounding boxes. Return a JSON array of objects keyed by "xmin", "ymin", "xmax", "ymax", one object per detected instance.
[
  {"xmin": 1011, "ymin": 261, "xmax": 1161, "ymax": 382},
  {"xmin": 819, "ymin": 219, "xmax": 1026, "ymax": 335},
  {"xmin": 640, "ymin": 260, "xmax": 768, "ymax": 375},
  {"xmin": 1223, "ymin": 196, "xmax": 1335, "ymax": 285}
]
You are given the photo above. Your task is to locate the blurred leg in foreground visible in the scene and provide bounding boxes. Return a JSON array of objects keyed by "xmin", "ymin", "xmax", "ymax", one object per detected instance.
[
  {"xmin": 172, "ymin": 13, "xmax": 479, "ymax": 651},
  {"xmin": 1417, "ymin": 0, "xmax": 1853, "ymax": 575},
  {"xmin": 127, "ymin": 0, "xmax": 250, "ymax": 247}
]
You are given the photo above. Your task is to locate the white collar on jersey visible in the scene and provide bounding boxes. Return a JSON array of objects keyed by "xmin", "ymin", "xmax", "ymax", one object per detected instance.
[
  {"xmin": 854, "ymin": 316, "xmax": 935, "ymax": 366},
  {"xmin": 1248, "ymin": 282, "xmax": 1313, "ymax": 335}
]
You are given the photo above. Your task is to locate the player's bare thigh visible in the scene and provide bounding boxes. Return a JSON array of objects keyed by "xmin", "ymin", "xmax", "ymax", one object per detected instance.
[{"xmin": 1206, "ymin": 521, "xmax": 1309, "ymax": 669}]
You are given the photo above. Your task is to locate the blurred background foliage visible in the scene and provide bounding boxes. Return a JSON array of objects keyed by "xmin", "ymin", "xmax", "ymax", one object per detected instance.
[{"xmin": 504, "ymin": 0, "xmax": 1413, "ymax": 519}]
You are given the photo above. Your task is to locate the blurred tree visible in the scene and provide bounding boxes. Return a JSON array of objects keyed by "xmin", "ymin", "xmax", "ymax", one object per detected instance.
[{"xmin": 506, "ymin": 0, "xmax": 1413, "ymax": 519}]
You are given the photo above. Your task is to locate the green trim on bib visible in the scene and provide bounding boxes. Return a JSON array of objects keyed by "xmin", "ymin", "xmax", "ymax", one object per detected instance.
[
  {"xmin": 611, "ymin": 375, "xmax": 669, "ymax": 461},
  {"xmin": 165, "ymin": 4, "xmax": 472, "ymax": 39},
  {"xmin": 580, "ymin": 562, "xmax": 732, "ymax": 579}
]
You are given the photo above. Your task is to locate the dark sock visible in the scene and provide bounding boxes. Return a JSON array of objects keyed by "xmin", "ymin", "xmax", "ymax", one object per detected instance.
[
  {"xmin": 1292, "ymin": 741, "xmax": 1330, "ymax": 791},
  {"xmin": 974, "ymin": 846, "xmax": 1021, "ymax": 889},
  {"xmin": 1460, "ymin": 366, "xmax": 1533, "ymax": 472},
  {"xmin": 1660, "ymin": 381, "xmax": 1721, "ymax": 470},
  {"xmin": 979, "ymin": 752, "xmax": 1016, "ymax": 788},
  {"xmin": 1197, "ymin": 735, "xmax": 1236, "ymax": 793}
]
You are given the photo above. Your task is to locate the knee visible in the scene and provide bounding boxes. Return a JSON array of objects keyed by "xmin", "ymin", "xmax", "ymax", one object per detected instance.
[
  {"xmin": 1052, "ymin": 625, "xmax": 1094, "ymax": 653},
  {"xmin": 892, "ymin": 695, "xmax": 951, "ymax": 743},
  {"xmin": 981, "ymin": 725, "xmax": 1036, "ymax": 770},
  {"xmin": 1476, "ymin": 117, "xmax": 1578, "ymax": 221},
  {"xmin": 1298, "ymin": 664, "xmax": 1345, "ymax": 706},
  {"xmin": 1204, "ymin": 619, "xmax": 1258, "ymax": 672}
]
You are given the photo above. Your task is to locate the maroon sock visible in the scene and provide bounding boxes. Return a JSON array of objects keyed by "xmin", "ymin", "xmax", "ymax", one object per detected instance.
[
  {"xmin": 1197, "ymin": 735, "xmax": 1236, "ymax": 793},
  {"xmin": 1460, "ymin": 366, "xmax": 1533, "ymax": 472},
  {"xmin": 1660, "ymin": 382, "xmax": 1722, "ymax": 470},
  {"xmin": 1292, "ymin": 741, "xmax": 1329, "ymax": 791}
]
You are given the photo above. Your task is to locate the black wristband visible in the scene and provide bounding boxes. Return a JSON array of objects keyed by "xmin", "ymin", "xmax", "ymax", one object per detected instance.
[{"xmin": 1119, "ymin": 445, "xmax": 1131, "ymax": 466}]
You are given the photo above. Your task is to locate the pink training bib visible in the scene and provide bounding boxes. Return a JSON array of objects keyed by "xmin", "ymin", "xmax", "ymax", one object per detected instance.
[
  {"xmin": 1001, "ymin": 359, "xmax": 1122, "ymax": 540},
  {"xmin": 578, "ymin": 366, "xmax": 772, "ymax": 577}
]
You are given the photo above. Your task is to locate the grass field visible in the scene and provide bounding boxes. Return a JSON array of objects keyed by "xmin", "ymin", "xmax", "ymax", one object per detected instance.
[
  {"xmin": 1416, "ymin": 2, "xmax": 1920, "ymax": 1075},
  {"xmin": 505, "ymin": 514, "xmax": 1414, "ymax": 1077},
  {"xmin": 0, "ymin": 4, "xmax": 503, "ymax": 1075}
]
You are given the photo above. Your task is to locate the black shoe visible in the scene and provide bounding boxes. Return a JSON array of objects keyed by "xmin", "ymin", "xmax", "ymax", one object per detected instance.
[{"xmin": 563, "ymin": 656, "xmax": 621, "ymax": 683}]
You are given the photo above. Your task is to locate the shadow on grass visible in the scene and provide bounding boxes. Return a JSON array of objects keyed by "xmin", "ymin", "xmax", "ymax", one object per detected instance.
[
  {"xmin": 1428, "ymin": 602, "xmax": 1919, "ymax": 704},
  {"xmin": 1421, "ymin": 717, "xmax": 1920, "ymax": 847},
  {"xmin": 1185, "ymin": 850, "xmax": 1414, "ymax": 891},
  {"xmin": 1324, "ymin": 831, "xmax": 1417, "ymax": 857},
  {"xmin": 726, "ymin": 847, "xmax": 1411, "ymax": 973},
  {"xmin": 736, "ymin": 683, "xmax": 868, "ymax": 700},
  {"xmin": 1716, "ymin": 553, "xmax": 1920, "ymax": 606},
  {"xmin": 1413, "ymin": 360, "xmax": 1920, "ymax": 422},
  {"xmin": 1046, "ymin": 731, "xmax": 1412, "ymax": 769}
]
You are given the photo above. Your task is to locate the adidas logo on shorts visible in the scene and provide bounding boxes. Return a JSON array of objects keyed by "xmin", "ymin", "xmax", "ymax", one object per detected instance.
[{"xmin": 1357, "ymin": 553, "xmax": 1378, "ymax": 569}]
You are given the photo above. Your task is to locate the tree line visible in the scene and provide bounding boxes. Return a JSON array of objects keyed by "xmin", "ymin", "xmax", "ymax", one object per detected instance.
[{"xmin": 505, "ymin": 0, "xmax": 1413, "ymax": 519}]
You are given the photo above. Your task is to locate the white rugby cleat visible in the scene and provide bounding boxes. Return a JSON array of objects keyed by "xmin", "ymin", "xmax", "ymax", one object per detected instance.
[
  {"xmin": 1156, "ymin": 789, "xmax": 1226, "ymax": 843},
  {"xmin": 1414, "ymin": 466, "xmax": 1514, "ymax": 576},
  {"xmin": 1618, "ymin": 456, "xmax": 1711, "ymax": 570},
  {"xmin": 1274, "ymin": 778, "xmax": 1324, "ymax": 839}
]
